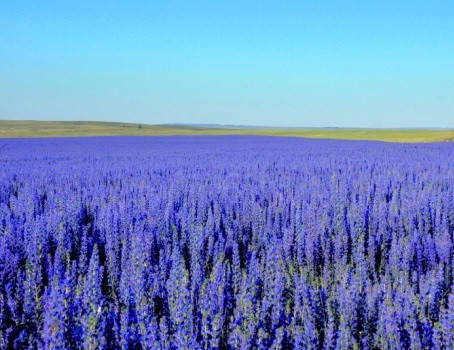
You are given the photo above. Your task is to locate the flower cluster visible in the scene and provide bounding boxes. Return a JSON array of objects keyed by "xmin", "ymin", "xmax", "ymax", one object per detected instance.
[{"xmin": 0, "ymin": 136, "xmax": 452, "ymax": 349}]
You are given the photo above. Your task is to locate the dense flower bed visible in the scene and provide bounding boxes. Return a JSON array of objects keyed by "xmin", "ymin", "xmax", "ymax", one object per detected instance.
[{"xmin": 0, "ymin": 136, "xmax": 453, "ymax": 349}]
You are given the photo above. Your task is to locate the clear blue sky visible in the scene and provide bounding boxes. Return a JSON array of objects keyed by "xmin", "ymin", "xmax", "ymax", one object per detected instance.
[{"xmin": 1, "ymin": 1, "xmax": 453, "ymax": 128}]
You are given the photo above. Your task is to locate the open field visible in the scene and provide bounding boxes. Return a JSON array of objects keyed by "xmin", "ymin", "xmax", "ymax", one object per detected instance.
[
  {"xmin": 1, "ymin": 136, "xmax": 453, "ymax": 348},
  {"xmin": 1, "ymin": 120, "xmax": 453, "ymax": 142}
]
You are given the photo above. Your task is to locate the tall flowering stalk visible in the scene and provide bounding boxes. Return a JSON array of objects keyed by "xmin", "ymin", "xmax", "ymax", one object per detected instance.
[{"xmin": 0, "ymin": 136, "xmax": 452, "ymax": 348}]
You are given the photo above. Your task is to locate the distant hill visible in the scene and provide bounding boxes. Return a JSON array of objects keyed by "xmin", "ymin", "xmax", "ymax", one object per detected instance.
[{"xmin": 0, "ymin": 120, "xmax": 453, "ymax": 142}]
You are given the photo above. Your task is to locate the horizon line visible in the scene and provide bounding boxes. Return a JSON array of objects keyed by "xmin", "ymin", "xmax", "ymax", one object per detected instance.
[{"xmin": 1, "ymin": 119, "xmax": 453, "ymax": 130}]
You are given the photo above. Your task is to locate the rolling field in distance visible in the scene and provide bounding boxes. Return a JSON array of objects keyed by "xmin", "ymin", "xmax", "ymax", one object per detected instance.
[{"xmin": 0, "ymin": 119, "xmax": 453, "ymax": 142}]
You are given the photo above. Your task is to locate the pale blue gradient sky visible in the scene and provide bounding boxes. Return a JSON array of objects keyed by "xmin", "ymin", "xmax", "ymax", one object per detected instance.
[{"xmin": 1, "ymin": 1, "xmax": 453, "ymax": 127}]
